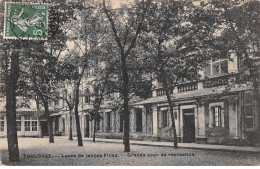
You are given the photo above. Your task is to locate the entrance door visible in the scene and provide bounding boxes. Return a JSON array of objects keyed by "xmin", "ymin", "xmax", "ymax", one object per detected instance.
[
  {"xmin": 41, "ymin": 121, "xmax": 48, "ymax": 136},
  {"xmin": 136, "ymin": 109, "xmax": 142, "ymax": 132},
  {"xmin": 85, "ymin": 115, "xmax": 90, "ymax": 137},
  {"xmin": 183, "ymin": 108, "xmax": 195, "ymax": 143}
]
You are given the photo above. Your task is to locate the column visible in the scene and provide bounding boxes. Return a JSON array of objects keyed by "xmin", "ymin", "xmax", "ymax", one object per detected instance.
[
  {"xmin": 130, "ymin": 109, "xmax": 136, "ymax": 132},
  {"xmin": 152, "ymin": 105, "xmax": 158, "ymax": 136},
  {"xmin": 81, "ymin": 115, "xmax": 85, "ymax": 137},
  {"xmin": 142, "ymin": 107, "xmax": 147, "ymax": 133},
  {"xmin": 4, "ymin": 116, "xmax": 7, "ymax": 136}
]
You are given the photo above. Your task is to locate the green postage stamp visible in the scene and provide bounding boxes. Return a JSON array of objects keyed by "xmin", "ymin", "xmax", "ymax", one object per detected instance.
[{"xmin": 4, "ymin": 2, "xmax": 48, "ymax": 40}]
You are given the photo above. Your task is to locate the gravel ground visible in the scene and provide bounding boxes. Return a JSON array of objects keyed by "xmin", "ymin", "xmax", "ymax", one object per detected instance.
[{"xmin": 0, "ymin": 137, "xmax": 259, "ymax": 166}]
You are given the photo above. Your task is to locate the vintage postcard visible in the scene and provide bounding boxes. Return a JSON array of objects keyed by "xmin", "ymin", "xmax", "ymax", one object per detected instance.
[{"xmin": 0, "ymin": 0, "xmax": 259, "ymax": 166}]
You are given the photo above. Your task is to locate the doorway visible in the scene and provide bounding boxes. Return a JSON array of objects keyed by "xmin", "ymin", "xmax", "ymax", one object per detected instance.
[
  {"xmin": 85, "ymin": 115, "xmax": 90, "ymax": 137},
  {"xmin": 183, "ymin": 108, "xmax": 195, "ymax": 143},
  {"xmin": 136, "ymin": 109, "xmax": 142, "ymax": 132},
  {"xmin": 40, "ymin": 121, "xmax": 48, "ymax": 136}
]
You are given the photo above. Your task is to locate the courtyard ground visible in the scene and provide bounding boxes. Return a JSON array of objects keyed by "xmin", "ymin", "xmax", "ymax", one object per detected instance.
[{"xmin": 0, "ymin": 137, "xmax": 259, "ymax": 166}]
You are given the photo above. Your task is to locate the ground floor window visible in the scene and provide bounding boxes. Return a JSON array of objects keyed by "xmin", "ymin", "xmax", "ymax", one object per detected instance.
[
  {"xmin": 24, "ymin": 116, "xmax": 31, "ymax": 131},
  {"xmin": 244, "ymin": 92, "xmax": 255, "ymax": 130},
  {"xmin": 16, "ymin": 116, "xmax": 21, "ymax": 131},
  {"xmin": 32, "ymin": 121, "xmax": 37, "ymax": 131},
  {"xmin": 209, "ymin": 102, "xmax": 224, "ymax": 128},
  {"xmin": 0, "ymin": 116, "xmax": 4, "ymax": 131},
  {"xmin": 24, "ymin": 116, "xmax": 38, "ymax": 131},
  {"xmin": 213, "ymin": 106, "xmax": 222, "ymax": 127},
  {"xmin": 161, "ymin": 109, "xmax": 168, "ymax": 128}
]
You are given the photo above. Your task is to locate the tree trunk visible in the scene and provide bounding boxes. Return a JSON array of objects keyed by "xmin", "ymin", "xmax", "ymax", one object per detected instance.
[
  {"xmin": 37, "ymin": 119, "xmax": 43, "ymax": 138},
  {"xmin": 93, "ymin": 119, "xmax": 96, "ymax": 142},
  {"xmin": 74, "ymin": 80, "xmax": 83, "ymax": 146},
  {"xmin": 121, "ymin": 53, "xmax": 130, "ymax": 152},
  {"xmin": 162, "ymin": 78, "xmax": 178, "ymax": 148},
  {"xmin": 36, "ymin": 99, "xmax": 43, "ymax": 138},
  {"xmin": 6, "ymin": 50, "xmax": 20, "ymax": 162},
  {"xmin": 43, "ymin": 101, "xmax": 54, "ymax": 143},
  {"xmin": 69, "ymin": 109, "xmax": 73, "ymax": 141}
]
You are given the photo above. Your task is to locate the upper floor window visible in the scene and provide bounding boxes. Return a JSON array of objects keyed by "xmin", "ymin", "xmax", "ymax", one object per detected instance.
[
  {"xmin": 85, "ymin": 96, "xmax": 91, "ymax": 104},
  {"xmin": 54, "ymin": 99, "xmax": 59, "ymax": 106},
  {"xmin": 205, "ymin": 59, "xmax": 229, "ymax": 77},
  {"xmin": 212, "ymin": 59, "xmax": 228, "ymax": 76}
]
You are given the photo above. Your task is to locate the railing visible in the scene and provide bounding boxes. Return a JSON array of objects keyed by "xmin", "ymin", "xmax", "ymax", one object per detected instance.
[
  {"xmin": 203, "ymin": 76, "xmax": 229, "ymax": 88},
  {"xmin": 178, "ymin": 82, "xmax": 198, "ymax": 93},
  {"xmin": 156, "ymin": 88, "xmax": 173, "ymax": 96}
]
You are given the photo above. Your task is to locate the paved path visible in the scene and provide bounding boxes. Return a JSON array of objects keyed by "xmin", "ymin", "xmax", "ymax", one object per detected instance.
[
  {"xmin": 76, "ymin": 136, "xmax": 260, "ymax": 153},
  {"xmin": 1, "ymin": 137, "xmax": 260, "ymax": 165}
]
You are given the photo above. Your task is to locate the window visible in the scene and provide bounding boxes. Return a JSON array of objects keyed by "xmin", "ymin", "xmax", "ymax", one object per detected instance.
[
  {"xmin": 212, "ymin": 59, "xmax": 228, "ymax": 76},
  {"xmin": 24, "ymin": 116, "xmax": 31, "ymax": 131},
  {"xmin": 16, "ymin": 116, "xmax": 21, "ymax": 131},
  {"xmin": 0, "ymin": 116, "xmax": 4, "ymax": 132},
  {"xmin": 107, "ymin": 92, "xmax": 114, "ymax": 99},
  {"xmin": 213, "ymin": 106, "xmax": 222, "ymax": 127},
  {"xmin": 205, "ymin": 59, "xmax": 228, "ymax": 77},
  {"xmin": 161, "ymin": 110, "xmax": 168, "ymax": 128},
  {"xmin": 54, "ymin": 99, "xmax": 59, "ymax": 106},
  {"xmin": 107, "ymin": 112, "xmax": 112, "ymax": 131},
  {"xmin": 244, "ymin": 92, "xmax": 255, "ymax": 130},
  {"xmin": 85, "ymin": 96, "xmax": 91, "ymax": 104},
  {"xmin": 209, "ymin": 103, "xmax": 224, "ymax": 128},
  {"xmin": 31, "ymin": 116, "xmax": 37, "ymax": 131}
]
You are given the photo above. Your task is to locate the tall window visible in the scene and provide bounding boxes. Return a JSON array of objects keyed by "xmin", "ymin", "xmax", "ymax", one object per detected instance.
[
  {"xmin": 31, "ymin": 116, "xmax": 37, "ymax": 131},
  {"xmin": 213, "ymin": 106, "xmax": 222, "ymax": 127},
  {"xmin": 0, "ymin": 116, "xmax": 4, "ymax": 132},
  {"xmin": 161, "ymin": 110, "xmax": 168, "ymax": 128},
  {"xmin": 24, "ymin": 116, "xmax": 31, "ymax": 131},
  {"xmin": 244, "ymin": 92, "xmax": 254, "ymax": 130},
  {"xmin": 16, "ymin": 116, "xmax": 21, "ymax": 131}
]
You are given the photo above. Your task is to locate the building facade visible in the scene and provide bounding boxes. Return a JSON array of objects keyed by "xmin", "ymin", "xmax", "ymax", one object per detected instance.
[
  {"xmin": 0, "ymin": 54, "xmax": 259, "ymax": 146},
  {"xmin": 51, "ymin": 54, "xmax": 259, "ymax": 146}
]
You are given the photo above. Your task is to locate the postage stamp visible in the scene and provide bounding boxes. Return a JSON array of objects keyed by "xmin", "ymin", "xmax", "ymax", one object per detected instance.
[{"xmin": 4, "ymin": 2, "xmax": 48, "ymax": 40}]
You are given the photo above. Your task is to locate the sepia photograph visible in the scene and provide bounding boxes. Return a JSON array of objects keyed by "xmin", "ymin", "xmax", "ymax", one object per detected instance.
[{"xmin": 0, "ymin": 0, "xmax": 259, "ymax": 166}]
